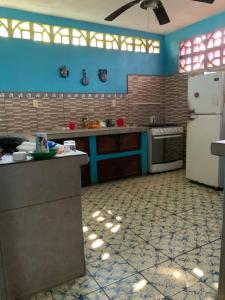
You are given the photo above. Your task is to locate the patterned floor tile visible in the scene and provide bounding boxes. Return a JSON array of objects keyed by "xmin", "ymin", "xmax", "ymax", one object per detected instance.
[
  {"xmin": 141, "ymin": 261, "xmax": 198, "ymax": 297},
  {"xmin": 87, "ymin": 215, "xmax": 117, "ymax": 234},
  {"xmin": 29, "ymin": 292, "xmax": 53, "ymax": 300},
  {"xmin": 83, "ymin": 229, "xmax": 102, "ymax": 246},
  {"xmin": 87, "ymin": 251, "xmax": 136, "ymax": 287},
  {"xmin": 50, "ymin": 273, "xmax": 99, "ymax": 300},
  {"xmin": 149, "ymin": 231, "xmax": 199, "ymax": 259},
  {"xmin": 85, "ymin": 244, "xmax": 116, "ymax": 265},
  {"xmin": 125, "ymin": 207, "xmax": 172, "ymax": 228},
  {"xmin": 83, "ymin": 225, "xmax": 97, "ymax": 241},
  {"xmin": 102, "ymin": 227, "xmax": 145, "ymax": 253},
  {"xmin": 94, "ymin": 219, "xmax": 124, "ymax": 233},
  {"xmin": 80, "ymin": 290, "xmax": 109, "ymax": 300},
  {"xmin": 172, "ymin": 282, "xmax": 217, "ymax": 300},
  {"xmin": 178, "ymin": 208, "xmax": 223, "ymax": 233},
  {"xmin": 179, "ymin": 224, "xmax": 221, "ymax": 245},
  {"xmin": 104, "ymin": 273, "xmax": 164, "ymax": 299},
  {"xmin": 83, "ymin": 209, "xmax": 108, "ymax": 226},
  {"xmin": 28, "ymin": 170, "xmax": 223, "ymax": 300},
  {"xmin": 129, "ymin": 216, "xmax": 193, "ymax": 242},
  {"xmin": 84, "ymin": 237, "xmax": 110, "ymax": 265},
  {"xmin": 174, "ymin": 239, "xmax": 221, "ymax": 291},
  {"xmin": 120, "ymin": 242, "xmax": 168, "ymax": 271}
]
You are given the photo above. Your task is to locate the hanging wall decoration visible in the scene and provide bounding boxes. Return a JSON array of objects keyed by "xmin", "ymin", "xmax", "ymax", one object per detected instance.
[
  {"xmin": 59, "ymin": 66, "xmax": 69, "ymax": 78},
  {"xmin": 81, "ymin": 69, "xmax": 89, "ymax": 86},
  {"xmin": 98, "ymin": 69, "xmax": 108, "ymax": 83}
]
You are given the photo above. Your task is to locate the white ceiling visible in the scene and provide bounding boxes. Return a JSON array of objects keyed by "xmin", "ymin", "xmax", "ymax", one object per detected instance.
[{"xmin": 1, "ymin": 0, "xmax": 225, "ymax": 34}]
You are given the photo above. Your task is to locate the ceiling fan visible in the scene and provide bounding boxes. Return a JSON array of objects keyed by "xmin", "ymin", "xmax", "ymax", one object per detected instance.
[{"xmin": 105, "ymin": 0, "xmax": 215, "ymax": 26}]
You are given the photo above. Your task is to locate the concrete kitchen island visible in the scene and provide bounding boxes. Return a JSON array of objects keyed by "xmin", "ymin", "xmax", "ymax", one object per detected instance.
[
  {"xmin": 0, "ymin": 151, "xmax": 88, "ymax": 300},
  {"xmin": 46, "ymin": 126, "xmax": 148, "ymax": 185},
  {"xmin": 211, "ymin": 140, "xmax": 225, "ymax": 300}
]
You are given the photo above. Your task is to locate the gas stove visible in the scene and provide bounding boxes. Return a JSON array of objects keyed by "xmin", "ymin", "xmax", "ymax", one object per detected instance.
[
  {"xmin": 148, "ymin": 124, "xmax": 184, "ymax": 136},
  {"xmin": 147, "ymin": 123, "xmax": 184, "ymax": 173},
  {"xmin": 148, "ymin": 123, "xmax": 177, "ymax": 128}
]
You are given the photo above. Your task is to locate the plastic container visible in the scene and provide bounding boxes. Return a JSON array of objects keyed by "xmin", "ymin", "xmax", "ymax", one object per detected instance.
[
  {"xmin": 68, "ymin": 121, "xmax": 77, "ymax": 130},
  {"xmin": 116, "ymin": 118, "xmax": 125, "ymax": 127},
  {"xmin": 13, "ymin": 151, "xmax": 27, "ymax": 162},
  {"xmin": 63, "ymin": 140, "xmax": 76, "ymax": 152},
  {"xmin": 31, "ymin": 149, "xmax": 57, "ymax": 160}
]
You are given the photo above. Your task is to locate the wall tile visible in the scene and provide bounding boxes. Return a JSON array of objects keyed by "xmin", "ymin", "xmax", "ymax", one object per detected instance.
[{"xmin": 0, "ymin": 75, "xmax": 188, "ymax": 134}]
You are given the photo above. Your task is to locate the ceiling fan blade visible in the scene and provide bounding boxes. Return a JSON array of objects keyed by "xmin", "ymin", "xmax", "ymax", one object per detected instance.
[
  {"xmin": 153, "ymin": 1, "xmax": 170, "ymax": 25},
  {"xmin": 192, "ymin": 0, "xmax": 215, "ymax": 3},
  {"xmin": 105, "ymin": 0, "xmax": 140, "ymax": 21}
]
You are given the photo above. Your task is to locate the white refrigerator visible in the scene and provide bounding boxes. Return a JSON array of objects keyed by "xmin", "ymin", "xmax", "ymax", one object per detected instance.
[{"xmin": 186, "ymin": 72, "xmax": 225, "ymax": 188}]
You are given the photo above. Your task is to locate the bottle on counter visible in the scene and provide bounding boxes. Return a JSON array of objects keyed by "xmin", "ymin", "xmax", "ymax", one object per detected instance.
[
  {"xmin": 82, "ymin": 116, "xmax": 89, "ymax": 129},
  {"xmin": 36, "ymin": 133, "xmax": 49, "ymax": 153},
  {"xmin": 0, "ymin": 148, "xmax": 4, "ymax": 160}
]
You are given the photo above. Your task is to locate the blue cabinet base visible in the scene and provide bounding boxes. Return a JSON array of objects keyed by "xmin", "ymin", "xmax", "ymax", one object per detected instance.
[{"xmin": 89, "ymin": 132, "xmax": 148, "ymax": 185}]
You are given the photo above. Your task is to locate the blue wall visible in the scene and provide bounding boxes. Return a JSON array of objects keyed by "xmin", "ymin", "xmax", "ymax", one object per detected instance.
[
  {"xmin": 2, "ymin": 7, "xmax": 225, "ymax": 90},
  {"xmin": 165, "ymin": 10, "xmax": 225, "ymax": 75},
  {"xmin": 0, "ymin": 8, "xmax": 165, "ymax": 93}
]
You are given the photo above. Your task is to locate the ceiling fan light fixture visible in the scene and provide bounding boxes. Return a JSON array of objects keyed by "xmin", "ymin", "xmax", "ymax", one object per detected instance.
[
  {"xmin": 104, "ymin": 0, "xmax": 215, "ymax": 26},
  {"xmin": 140, "ymin": 0, "xmax": 162, "ymax": 10}
]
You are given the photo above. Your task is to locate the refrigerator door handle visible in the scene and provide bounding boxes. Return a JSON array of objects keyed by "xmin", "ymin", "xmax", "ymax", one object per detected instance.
[
  {"xmin": 188, "ymin": 115, "xmax": 197, "ymax": 121},
  {"xmin": 154, "ymin": 134, "xmax": 183, "ymax": 140},
  {"xmin": 188, "ymin": 108, "xmax": 196, "ymax": 115}
]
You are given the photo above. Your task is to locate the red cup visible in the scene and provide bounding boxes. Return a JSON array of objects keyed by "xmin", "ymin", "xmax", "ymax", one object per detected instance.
[
  {"xmin": 116, "ymin": 118, "xmax": 125, "ymax": 127},
  {"xmin": 68, "ymin": 121, "xmax": 77, "ymax": 130}
]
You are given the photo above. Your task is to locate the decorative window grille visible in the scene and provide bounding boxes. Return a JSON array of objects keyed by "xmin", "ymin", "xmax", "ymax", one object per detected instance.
[
  {"xmin": 0, "ymin": 17, "xmax": 160, "ymax": 54},
  {"xmin": 33, "ymin": 23, "xmax": 51, "ymax": 43},
  {"xmin": 53, "ymin": 26, "xmax": 70, "ymax": 44},
  {"xmin": 105, "ymin": 34, "xmax": 119, "ymax": 50},
  {"xmin": 12, "ymin": 20, "xmax": 31, "ymax": 39},
  {"xmin": 72, "ymin": 29, "xmax": 87, "ymax": 46},
  {"xmin": 0, "ymin": 18, "xmax": 9, "ymax": 37},
  {"xmin": 179, "ymin": 28, "xmax": 225, "ymax": 73}
]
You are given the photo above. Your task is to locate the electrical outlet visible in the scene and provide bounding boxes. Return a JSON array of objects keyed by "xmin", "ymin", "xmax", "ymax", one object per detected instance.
[
  {"xmin": 33, "ymin": 99, "xmax": 39, "ymax": 108},
  {"xmin": 112, "ymin": 99, "xmax": 116, "ymax": 107}
]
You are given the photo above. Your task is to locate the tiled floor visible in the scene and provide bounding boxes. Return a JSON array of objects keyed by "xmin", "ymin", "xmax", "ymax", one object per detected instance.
[{"xmin": 31, "ymin": 170, "xmax": 223, "ymax": 300}]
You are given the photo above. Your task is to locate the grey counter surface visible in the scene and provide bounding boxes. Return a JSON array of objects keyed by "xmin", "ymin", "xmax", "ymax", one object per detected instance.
[
  {"xmin": 0, "ymin": 150, "xmax": 87, "ymax": 165},
  {"xmin": 46, "ymin": 126, "xmax": 147, "ymax": 140},
  {"xmin": 211, "ymin": 140, "xmax": 225, "ymax": 300},
  {"xmin": 0, "ymin": 126, "xmax": 147, "ymax": 142}
]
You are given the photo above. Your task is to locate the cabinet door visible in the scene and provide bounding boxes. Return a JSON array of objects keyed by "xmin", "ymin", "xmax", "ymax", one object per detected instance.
[
  {"xmin": 96, "ymin": 135, "xmax": 119, "ymax": 155},
  {"xmin": 119, "ymin": 155, "xmax": 141, "ymax": 178},
  {"xmin": 80, "ymin": 165, "xmax": 90, "ymax": 186},
  {"xmin": 76, "ymin": 137, "xmax": 90, "ymax": 154},
  {"xmin": 98, "ymin": 158, "xmax": 120, "ymax": 182},
  {"xmin": 120, "ymin": 133, "xmax": 141, "ymax": 152},
  {"xmin": 75, "ymin": 138, "xmax": 90, "ymax": 186}
]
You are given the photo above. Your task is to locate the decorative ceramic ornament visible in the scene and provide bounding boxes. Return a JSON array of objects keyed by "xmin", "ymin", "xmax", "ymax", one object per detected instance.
[
  {"xmin": 81, "ymin": 69, "xmax": 89, "ymax": 86},
  {"xmin": 98, "ymin": 69, "xmax": 108, "ymax": 82},
  {"xmin": 59, "ymin": 66, "xmax": 69, "ymax": 78}
]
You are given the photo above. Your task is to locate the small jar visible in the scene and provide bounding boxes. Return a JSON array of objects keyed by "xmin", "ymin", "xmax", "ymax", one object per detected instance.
[
  {"xmin": 83, "ymin": 116, "xmax": 89, "ymax": 129},
  {"xmin": 63, "ymin": 140, "xmax": 76, "ymax": 152}
]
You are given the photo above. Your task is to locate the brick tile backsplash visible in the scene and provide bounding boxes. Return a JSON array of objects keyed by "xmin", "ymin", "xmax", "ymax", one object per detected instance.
[{"xmin": 0, "ymin": 75, "xmax": 188, "ymax": 133}]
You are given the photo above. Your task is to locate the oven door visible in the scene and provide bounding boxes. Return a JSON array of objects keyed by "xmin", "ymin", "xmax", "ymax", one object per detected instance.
[{"xmin": 152, "ymin": 134, "xmax": 184, "ymax": 165}]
